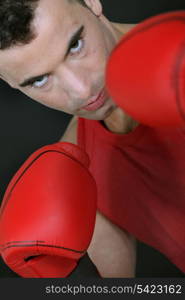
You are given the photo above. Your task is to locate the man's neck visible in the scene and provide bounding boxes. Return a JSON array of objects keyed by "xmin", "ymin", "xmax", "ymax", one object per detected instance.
[{"xmin": 103, "ymin": 107, "xmax": 139, "ymax": 134}]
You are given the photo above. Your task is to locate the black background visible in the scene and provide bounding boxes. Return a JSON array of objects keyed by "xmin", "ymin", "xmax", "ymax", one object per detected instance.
[{"xmin": 0, "ymin": 0, "xmax": 185, "ymax": 277}]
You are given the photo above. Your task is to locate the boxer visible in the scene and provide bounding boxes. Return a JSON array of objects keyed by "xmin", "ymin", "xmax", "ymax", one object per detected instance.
[
  {"xmin": 0, "ymin": 0, "xmax": 137, "ymax": 277},
  {"xmin": 0, "ymin": 0, "xmax": 185, "ymax": 277}
]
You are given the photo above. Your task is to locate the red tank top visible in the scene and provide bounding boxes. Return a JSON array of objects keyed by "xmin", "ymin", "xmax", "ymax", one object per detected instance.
[{"xmin": 77, "ymin": 117, "xmax": 185, "ymax": 272}]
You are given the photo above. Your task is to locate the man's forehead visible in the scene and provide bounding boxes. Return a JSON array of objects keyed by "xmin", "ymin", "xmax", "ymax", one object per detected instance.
[
  {"xmin": 0, "ymin": 0, "xmax": 82, "ymax": 84},
  {"xmin": 33, "ymin": 0, "xmax": 77, "ymax": 34}
]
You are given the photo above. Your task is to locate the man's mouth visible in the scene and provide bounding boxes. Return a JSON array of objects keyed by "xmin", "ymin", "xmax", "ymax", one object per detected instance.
[{"xmin": 81, "ymin": 88, "xmax": 107, "ymax": 111}]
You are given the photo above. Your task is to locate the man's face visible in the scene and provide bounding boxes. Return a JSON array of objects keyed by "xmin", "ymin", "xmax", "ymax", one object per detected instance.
[{"xmin": 0, "ymin": 0, "xmax": 118, "ymax": 120}]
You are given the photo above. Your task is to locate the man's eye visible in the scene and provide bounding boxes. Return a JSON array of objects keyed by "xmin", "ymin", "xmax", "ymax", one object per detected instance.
[
  {"xmin": 69, "ymin": 38, "xmax": 84, "ymax": 55},
  {"xmin": 32, "ymin": 75, "xmax": 49, "ymax": 88}
]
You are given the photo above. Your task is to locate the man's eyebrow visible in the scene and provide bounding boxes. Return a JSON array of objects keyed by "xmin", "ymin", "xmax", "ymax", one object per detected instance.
[
  {"xmin": 65, "ymin": 25, "xmax": 84, "ymax": 57},
  {"xmin": 19, "ymin": 25, "xmax": 84, "ymax": 88}
]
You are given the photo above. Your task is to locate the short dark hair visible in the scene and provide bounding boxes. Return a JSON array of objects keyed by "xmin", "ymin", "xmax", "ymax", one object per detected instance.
[{"xmin": 0, "ymin": 0, "xmax": 85, "ymax": 50}]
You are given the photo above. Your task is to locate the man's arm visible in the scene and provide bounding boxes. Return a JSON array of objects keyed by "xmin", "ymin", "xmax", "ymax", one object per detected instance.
[
  {"xmin": 59, "ymin": 117, "xmax": 136, "ymax": 277},
  {"xmin": 88, "ymin": 211, "xmax": 136, "ymax": 278}
]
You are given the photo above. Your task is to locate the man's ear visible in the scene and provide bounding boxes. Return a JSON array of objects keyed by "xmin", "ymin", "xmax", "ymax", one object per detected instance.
[{"xmin": 83, "ymin": 0, "xmax": 102, "ymax": 17}]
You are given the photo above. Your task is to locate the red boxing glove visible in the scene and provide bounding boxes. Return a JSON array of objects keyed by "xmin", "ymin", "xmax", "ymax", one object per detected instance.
[
  {"xmin": 0, "ymin": 142, "xmax": 97, "ymax": 278},
  {"xmin": 106, "ymin": 11, "xmax": 185, "ymax": 127}
]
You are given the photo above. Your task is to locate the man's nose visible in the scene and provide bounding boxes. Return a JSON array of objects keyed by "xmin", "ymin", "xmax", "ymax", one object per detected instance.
[{"xmin": 58, "ymin": 66, "xmax": 92, "ymax": 99}]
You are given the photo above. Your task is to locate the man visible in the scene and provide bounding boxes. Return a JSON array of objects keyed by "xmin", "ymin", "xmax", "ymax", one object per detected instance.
[
  {"xmin": 0, "ymin": 0, "xmax": 137, "ymax": 278},
  {"xmin": 0, "ymin": 0, "xmax": 184, "ymax": 277}
]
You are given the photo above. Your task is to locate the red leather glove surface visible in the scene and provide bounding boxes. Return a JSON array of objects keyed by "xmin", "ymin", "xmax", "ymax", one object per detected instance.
[
  {"xmin": 106, "ymin": 11, "xmax": 185, "ymax": 127},
  {"xmin": 0, "ymin": 142, "xmax": 97, "ymax": 278}
]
